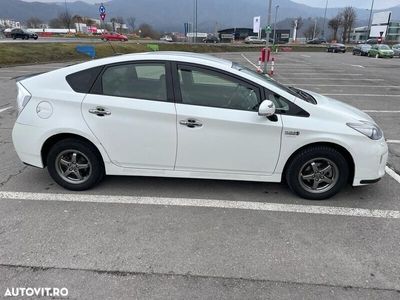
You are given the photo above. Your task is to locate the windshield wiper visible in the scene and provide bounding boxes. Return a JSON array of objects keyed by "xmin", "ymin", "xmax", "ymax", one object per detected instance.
[{"xmin": 288, "ymin": 86, "xmax": 317, "ymax": 104}]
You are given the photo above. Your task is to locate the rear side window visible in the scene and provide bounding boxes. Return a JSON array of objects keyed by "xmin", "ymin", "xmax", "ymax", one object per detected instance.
[
  {"xmin": 101, "ymin": 63, "xmax": 167, "ymax": 101},
  {"xmin": 66, "ymin": 66, "xmax": 103, "ymax": 93}
]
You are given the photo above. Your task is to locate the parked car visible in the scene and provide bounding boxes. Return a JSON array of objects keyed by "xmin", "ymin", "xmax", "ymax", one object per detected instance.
[
  {"xmin": 368, "ymin": 44, "xmax": 394, "ymax": 58},
  {"xmin": 244, "ymin": 36, "xmax": 266, "ymax": 44},
  {"xmin": 160, "ymin": 35, "xmax": 173, "ymax": 42},
  {"xmin": 12, "ymin": 52, "xmax": 387, "ymax": 200},
  {"xmin": 327, "ymin": 43, "xmax": 346, "ymax": 53},
  {"xmin": 352, "ymin": 44, "xmax": 372, "ymax": 56},
  {"xmin": 203, "ymin": 35, "xmax": 220, "ymax": 43},
  {"xmin": 10, "ymin": 28, "xmax": 38, "ymax": 40},
  {"xmin": 101, "ymin": 32, "xmax": 128, "ymax": 42},
  {"xmin": 366, "ymin": 38, "xmax": 379, "ymax": 45},
  {"xmin": 392, "ymin": 44, "xmax": 400, "ymax": 57},
  {"xmin": 306, "ymin": 38, "xmax": 327, "ymax": 44}
]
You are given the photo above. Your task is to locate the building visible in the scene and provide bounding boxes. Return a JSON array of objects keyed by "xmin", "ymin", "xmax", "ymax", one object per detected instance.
[
  {"xmin": 218, "ymin": 28, "xmax": 255, "ymax": 42},
  {"xmin": 387, "ymin": 21, "xmax": 400, "ymax": 43},
  {"xmin": 350, "ymin": 26, "xmax": 369, "ymax": 43},
  {"xmin": 0, "ymin": 19, "xmax": 20, "ymax": 28}
]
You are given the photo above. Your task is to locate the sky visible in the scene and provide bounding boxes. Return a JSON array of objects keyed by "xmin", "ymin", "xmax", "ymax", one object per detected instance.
[{"xmin": 21, "ymin": 0, "xmax": 400, "ymax": 10}]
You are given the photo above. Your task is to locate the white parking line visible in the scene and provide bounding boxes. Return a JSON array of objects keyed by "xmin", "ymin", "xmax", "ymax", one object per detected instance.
[
  {"xmin": 0, "ymin": 106, "xmax": 12, "ymax": 113},
  {"xmin": 363, "ymin": 110, "xmax": 400, "ymax": 113},
  {"xmin": 283, "ymin": 78, "xmax": 384, "ymax": 81},
  {"xmin": 386, "ymin": 166, "xmax": 400, "ymax": 184},
  {"xmin": 386, "ymin": 140, "xmax": 400, "ymax": 144},
  {"xmin": 301, "ymin": 55, "xmax": 311, "ymax": 58},
  {"xmin": 350, "ymin": 64, "xmax": 365, "ymax": 68},
  {"xmin": 279, "ymin": 73, "xmax": 363, "ymax": 76},
  {"xmin": 291, "ymin": 84, "xmax": 399, "ymax": 88},
  {"xmin": 322, "ymin": 94, "xmax": 400, "ymax": 97},
  {"xmin": 240, "ymin": 53, "xmax": 258, "ymax": 69},
  {"xmin": 0, "ymin": 191, "xmax": 399, "ymax": 219}
]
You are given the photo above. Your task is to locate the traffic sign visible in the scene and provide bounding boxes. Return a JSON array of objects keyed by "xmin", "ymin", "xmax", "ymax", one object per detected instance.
[
  {"xmin": 265, "ymin": 25, "xmax": 272, "ymax": 33},
  {"xmin": 99, "ymin": 4, "xmax": 106, "ymax": 14},
  {"xmin": 100, "ymin": 13, "xmax": 106, "ymax": 21}
]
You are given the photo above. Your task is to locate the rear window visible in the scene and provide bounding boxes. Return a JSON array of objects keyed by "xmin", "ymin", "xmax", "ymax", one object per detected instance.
[{"xmin": 66, "ymin": 66, "xmax": 103, "ymax": 93}]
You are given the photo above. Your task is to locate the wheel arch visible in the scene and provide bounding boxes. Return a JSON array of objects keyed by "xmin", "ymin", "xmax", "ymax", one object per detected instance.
[
  {"xmin": 282, "ymin": 142, "xmax": 355, "ymax": 184},
  {"xmin": 41, "ymin": 133, "xmax": 105, "ymax": 168}
]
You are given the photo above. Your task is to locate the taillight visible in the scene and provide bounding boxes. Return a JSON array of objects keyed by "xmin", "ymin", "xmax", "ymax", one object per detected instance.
[{"xmin": 16, "ymin": 82, "xmax": 31, "ymax": 115}]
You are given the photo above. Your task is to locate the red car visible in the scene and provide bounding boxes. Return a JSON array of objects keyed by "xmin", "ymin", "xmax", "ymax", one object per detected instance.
[{"xmin": 101, "ymin": 32, "xmax": 128, "ymax": 42}]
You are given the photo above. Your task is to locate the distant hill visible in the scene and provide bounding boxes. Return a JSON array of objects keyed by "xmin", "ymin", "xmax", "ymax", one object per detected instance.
[{"xmin": 0, "ymin": 0, "xmax": 399, "ymax": 33}]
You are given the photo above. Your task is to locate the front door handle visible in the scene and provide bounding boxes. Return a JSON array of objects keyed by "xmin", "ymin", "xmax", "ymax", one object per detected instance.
[
  {"xmin": 179, "ymin": 119, "xmax": 203, "ymax": 128},
  {"xmin": 89, "ymin": 107, "xmax": 111, "ymax": 117}
]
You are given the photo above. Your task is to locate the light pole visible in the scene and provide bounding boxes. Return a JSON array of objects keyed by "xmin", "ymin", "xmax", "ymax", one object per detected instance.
[
  {"xmin": 64, "ymin": 0, "xmax": 70, "ymax": 32},
  {"xmin": 263, "ymin": 0, "xmax": 272, "ymax": 74},
  {"xmin": 273, "ymin": 5, "xmax": 279, "ymax": 44},
  {"xmin": 321, "ymin": 0, "xmax": 328, "ymax": 38},
  {"xmin": 367, "ymin": 0, "xmax": 375, "ymax": 40},
  {"xmin": 192, "ymin": 0, "xmax": 198, "ymax": 43}
]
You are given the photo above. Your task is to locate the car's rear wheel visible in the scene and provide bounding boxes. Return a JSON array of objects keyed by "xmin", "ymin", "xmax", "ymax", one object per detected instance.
[
  {"xmin": 286, "ymin": 146, "xmax": 349, "ymax": 200},
  {"xmin": 47, "ymin": 139, "xmax": 105, "ymax": 191}
]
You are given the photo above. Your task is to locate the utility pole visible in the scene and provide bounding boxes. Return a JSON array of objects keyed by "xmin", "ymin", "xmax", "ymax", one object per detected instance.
[
  {"xmin": 367, "ymin": 0, "xmax": 375, "ymax": 40},
  {"xmin": 273, "ymin": 5, "xmax": 279, "ymax": 44},
  {"xmin": 321, "ymin": 0, "xmax": 328, "ymax": 38},
  {"xmin": 263, "ymin": 0, "xmax": 272, "ymax": 74}
]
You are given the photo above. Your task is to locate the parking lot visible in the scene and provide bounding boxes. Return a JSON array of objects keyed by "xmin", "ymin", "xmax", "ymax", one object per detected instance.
[{"xmin": 0, "ymin": 52, "xmax": 399, "ymax": 299}]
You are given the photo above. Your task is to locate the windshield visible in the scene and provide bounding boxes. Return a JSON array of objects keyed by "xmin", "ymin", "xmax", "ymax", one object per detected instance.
[
  {"xmin": 379, "ymin": 45, "xmax": 390, "ymax": 50},
  {"xmin": 232, "ymin": 63, "xmax": 317, "ymax": 104}
]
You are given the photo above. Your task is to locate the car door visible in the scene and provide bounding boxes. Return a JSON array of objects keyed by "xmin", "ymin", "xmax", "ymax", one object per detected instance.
[
  {"xmin": 173, "ymin": 64, "xmax": 282, "ymax": 175},
  {"xmin": 82, "ymin": 61, "xmax": 177, "ymax": 170}
]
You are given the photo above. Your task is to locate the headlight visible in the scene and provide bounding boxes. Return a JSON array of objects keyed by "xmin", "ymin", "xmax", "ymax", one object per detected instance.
[{"xmin": 347, "ymin": 121, "xmax": 383, "ymax": 140}]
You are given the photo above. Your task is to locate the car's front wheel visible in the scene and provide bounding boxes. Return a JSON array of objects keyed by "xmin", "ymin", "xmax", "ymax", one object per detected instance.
[
  {"xmin": 47, "ymin": 139, "xmax": 105, "ymax": 191},
  {"xmin": 286, "ymin": 146, "xmax": 349, "ymax": 200}
]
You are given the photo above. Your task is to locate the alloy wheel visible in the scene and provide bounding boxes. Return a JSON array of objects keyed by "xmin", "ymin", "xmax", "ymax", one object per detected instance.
[
  {"xmin": 55, "ymin": 150, "xmax": 92, "ymax": 184},
  {"xmin": 298, "ymin": 157, "xmax": 339, "ymax": 194}
]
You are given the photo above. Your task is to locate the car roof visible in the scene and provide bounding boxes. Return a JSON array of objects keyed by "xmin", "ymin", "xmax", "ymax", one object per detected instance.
[{"xmin": 60, "ymin": 51, "xmax": 234, "ymax": 74}]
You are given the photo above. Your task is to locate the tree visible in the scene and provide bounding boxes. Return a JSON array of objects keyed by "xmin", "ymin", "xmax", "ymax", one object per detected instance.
[
  {"xmin": 328, "ymin": 13, "xmax": 342, "ymax": 42},
  {"xmin": 341, "ymin": 6, "xmax": 356, "ymax": 43},
  {"xmin": 48, "ymin": 18, "xmax": 63, "ymax": 29},
  {"xmin": 58, "ymin": 12, "xmax": 73, "ymax": 31},
  {"xmin": 304, "ymin": 23, "xmax": 320, "ymax": 40},
  {"xmin": 138, "ymin": 23, "xmax": 160, "ymax": 39},
  {"xmin": 26, "ymin": 17, "xmax": 42, "ymax": 29},
  {"xmin": 110, "ymin": 17, "xmax": 117, "ymax": 32},
  {"xmin": 291, "ymin": 17, "xmax": 304, "ymax": 31},
  {"xmin": 127, "ymin": 17, "xmax": 136, "ymax": 32}
]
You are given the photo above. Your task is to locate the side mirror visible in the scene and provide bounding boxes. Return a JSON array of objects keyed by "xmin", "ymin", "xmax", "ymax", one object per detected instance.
[{"xmin": 258, "ymin": 100, "xmax": 276, "ymax": 117}]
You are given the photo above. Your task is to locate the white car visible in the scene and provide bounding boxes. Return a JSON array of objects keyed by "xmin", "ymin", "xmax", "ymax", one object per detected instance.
[
  {"xmin": 12, "ymin": 52, "xmax": 388, "ymax": 200},
  {"xmin": 244, "ymin": 36, "xmax": 266, "ymax": 44}
]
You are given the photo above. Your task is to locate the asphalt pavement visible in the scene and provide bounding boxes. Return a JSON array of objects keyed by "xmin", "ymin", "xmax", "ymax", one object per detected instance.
[{"xmin": 0, "ymin": 52, "xmax": 399, "ymax": 299}]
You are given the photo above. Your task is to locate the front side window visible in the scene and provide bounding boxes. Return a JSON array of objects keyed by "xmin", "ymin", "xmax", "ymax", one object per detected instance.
[
  {"xmin": 102, "ymin": 63, "xmax": 167, "ymax": 101},
  {"xmin": 178, "ymin": 67, "xmax": 260, "ymax": 111}
]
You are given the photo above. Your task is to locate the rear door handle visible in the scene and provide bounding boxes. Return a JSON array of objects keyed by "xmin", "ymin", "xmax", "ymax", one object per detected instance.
[
  {"xmin": 179, "ymin": 119, "xmax": 203, "ymax": 128},
  {"xmin": 89, "ymin": 107, "xmax": 111, "ymax": 117}
]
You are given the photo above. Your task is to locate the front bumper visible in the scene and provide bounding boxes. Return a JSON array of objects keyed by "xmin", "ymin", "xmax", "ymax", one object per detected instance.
[{"xmin": 353, "ymin": 139, "xmax": 388, "ymax": 186}]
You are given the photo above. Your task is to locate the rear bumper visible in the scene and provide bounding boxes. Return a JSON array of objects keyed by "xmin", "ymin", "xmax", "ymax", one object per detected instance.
[{"xmin": 12, "ymin": 122, "xmax": 44, "ymax": 168}]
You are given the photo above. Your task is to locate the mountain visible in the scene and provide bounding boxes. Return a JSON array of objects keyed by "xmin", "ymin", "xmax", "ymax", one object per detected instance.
[{"xmin": 0, "ymin": 0, "xmax": 399, "ymax": 32}]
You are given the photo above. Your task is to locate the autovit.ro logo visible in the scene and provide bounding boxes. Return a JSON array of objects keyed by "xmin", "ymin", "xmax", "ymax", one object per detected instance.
[{"xmin": 4, "ymin": 287, "xmax": 68, "ymax": 297}]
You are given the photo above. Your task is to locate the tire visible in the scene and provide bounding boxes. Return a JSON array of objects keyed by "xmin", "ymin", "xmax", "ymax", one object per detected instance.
[
  {"xmin": 286, "ymin": 146, "xmax": 349, "ymax": 200},
  {"xmin": 47, "ymin": 138, "xmax": 105, "ymax": 191}
]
